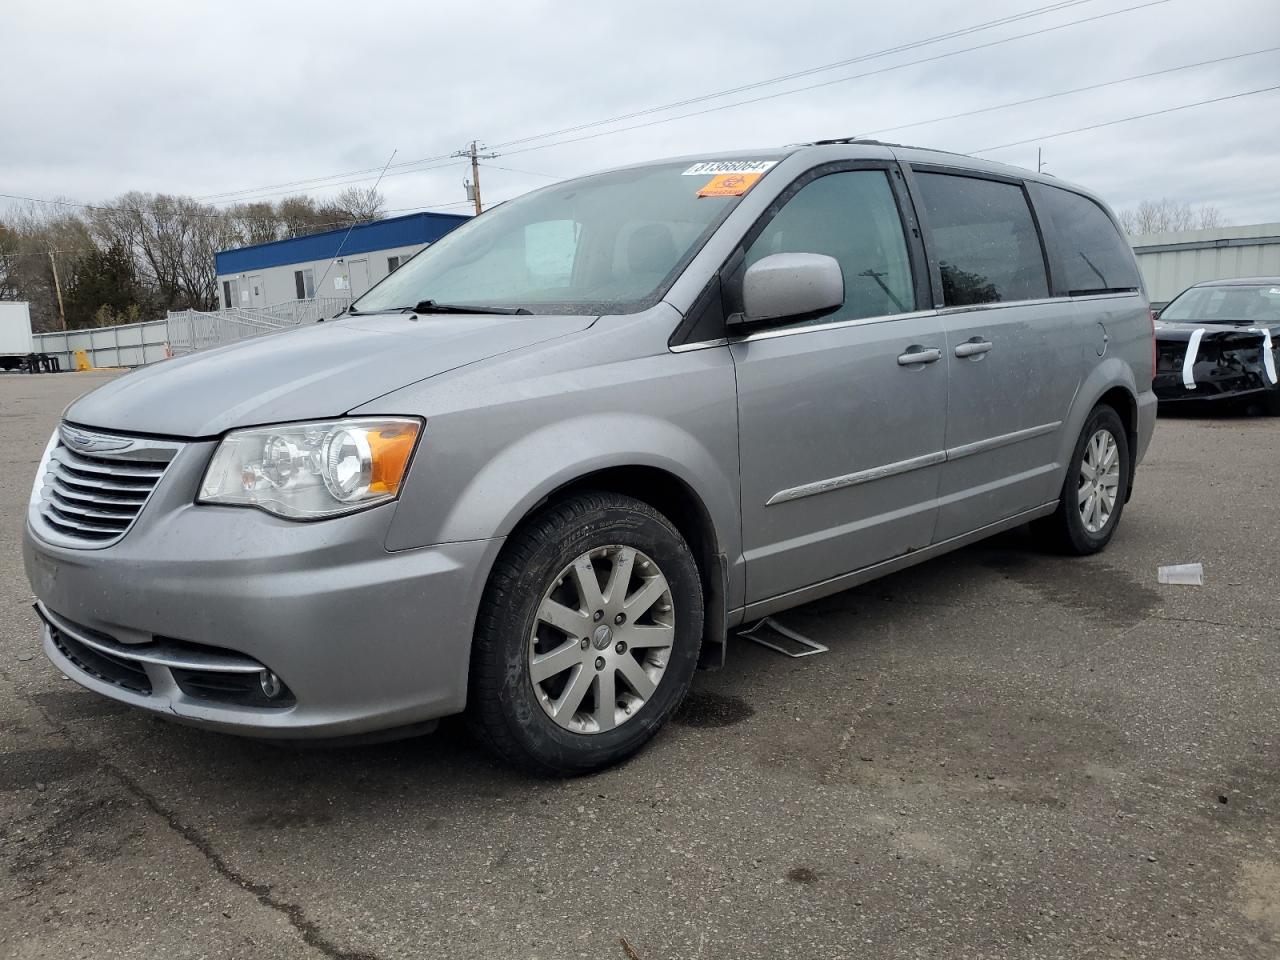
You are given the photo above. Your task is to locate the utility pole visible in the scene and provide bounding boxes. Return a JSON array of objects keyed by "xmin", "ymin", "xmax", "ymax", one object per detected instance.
[
  {"xmin": 455, "ymin": 140, "xmax": 497, "ymax": 215},
  {"xmin": 1037, "ymin": 147, "xmax": 1046, "ymax": 174},
  {"xmin": 47, "ymin": 250, "xmax": 66, "ymax": 331}
]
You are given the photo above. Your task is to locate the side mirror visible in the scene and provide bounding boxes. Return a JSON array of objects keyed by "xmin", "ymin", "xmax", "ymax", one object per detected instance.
[{"xmin": 731, "ymin": 252, "xmax": 844, "ymax": 327}]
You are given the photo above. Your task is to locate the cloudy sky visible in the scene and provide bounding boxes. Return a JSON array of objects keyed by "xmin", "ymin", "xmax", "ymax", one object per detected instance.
[{"xmin": 4, "ymin": 0, "xmax": 1279, "ymax": 224}]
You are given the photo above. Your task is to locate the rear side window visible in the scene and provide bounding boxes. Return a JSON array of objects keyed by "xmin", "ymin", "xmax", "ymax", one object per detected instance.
[
  {"xmin": 744, "ymin": 170, "xmax": 915, "ymax": 324},
  {"xmin": 914, "ymin": 172, "xmax": 1048, "ymax": 306},
  {"xmin": 1030, "ymin": 184, "xmax": 1140, "ymax": 295}
]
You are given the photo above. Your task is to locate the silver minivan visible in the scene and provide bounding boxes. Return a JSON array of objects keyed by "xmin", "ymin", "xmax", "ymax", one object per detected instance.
[{"xmin": 24, "ymin": 141, "xmax": 1156, "ymax": 773}]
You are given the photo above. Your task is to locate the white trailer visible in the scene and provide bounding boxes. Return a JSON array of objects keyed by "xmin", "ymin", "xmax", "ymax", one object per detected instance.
[{"xmin": 0, "ymin": 301, "xmax": 35, "ymax": 371}]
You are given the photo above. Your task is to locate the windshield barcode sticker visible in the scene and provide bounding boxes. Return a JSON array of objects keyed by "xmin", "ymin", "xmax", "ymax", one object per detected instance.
[{"xmin": 682, "ymin": 160, "xmax": 777, "ymax": 176}]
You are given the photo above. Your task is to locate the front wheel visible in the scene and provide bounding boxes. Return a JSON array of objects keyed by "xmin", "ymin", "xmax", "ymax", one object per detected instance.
[
  {"xmin": 468, "ymin": 491, "xmax": 703, "ymax": 775},
  {"xmin": 1033, "ymin": 404, "xmax": 1130, "ymax": 555}
]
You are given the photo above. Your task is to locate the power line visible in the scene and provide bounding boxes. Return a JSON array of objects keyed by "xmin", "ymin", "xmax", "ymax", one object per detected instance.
[
  {"xmin": 856, "ymin": 45, "xmax": 1280, "ymax": 138},
  {"xmin": 195, "ymin": 151, "xmax": 455, "ymax": 202},
  {"xmin": 206, "ymin": 159, "xmax": 465, "ymax": 207},
  {"xmin": 498, "ymin": 0, "xmax": 1174, "ymax": 157},
  {"xmin": 970, "ymin": 83, "xmax": 1280, "ymax": 153},
  {"xmin": 479, "ymin": 162, "xmax": 563, "ymax": 179},
  {"xmin": 489, "ymin": 0, "xmax": 1100, "ymax": 149},
  {"xmin": 180, "ymin": 0, "xmax": 1177, "ymax": 209},
  {"xmin": 187, "ymin": 0, "xmax": 1107, "ymax": 204}
]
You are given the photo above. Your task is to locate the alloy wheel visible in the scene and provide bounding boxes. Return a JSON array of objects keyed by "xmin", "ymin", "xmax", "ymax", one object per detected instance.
[
  {"xmin": 529, "ymin": 545, "xmax": 675, "ymax": 734},
  {"xmin": 1078, "ymin": 428, "xmax": 1121, "ymax": 534}
]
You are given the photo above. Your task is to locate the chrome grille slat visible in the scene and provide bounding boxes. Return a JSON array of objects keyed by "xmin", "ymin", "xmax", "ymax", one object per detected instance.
[
  {"xmin": 45, "ymin": 503, "xmax": 131, "ymax": 532},
  {"xmin": 48, "ymin": 488, "xmax": 143, "ymax": 513},
  {"xmin": 46, "ymin": 493, "xmax": 137, "ymax": 523},
  {"xmin": 31, "ymin": 426, "xmax": 183, "ymax": 549},
  {"xmin": 50, "ymin": 452, "xmax": 166, "ymax": 481},
  {"xmin": 51, "ymin": 473, "xmax": 152, "ymax": 497}
]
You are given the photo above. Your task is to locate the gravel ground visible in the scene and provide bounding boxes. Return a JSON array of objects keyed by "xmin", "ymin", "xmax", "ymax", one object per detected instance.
[{"xmin": 1, "ymin": 371, "xmax": 1276, "ymax": 959}]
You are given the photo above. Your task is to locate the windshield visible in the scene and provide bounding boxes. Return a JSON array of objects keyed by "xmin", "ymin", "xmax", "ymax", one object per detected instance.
[
  {"xmin": 353, "ymin": 160, "xmax": 770, "ymax": 316},
  {"xmin": 1161, "ymin": 283, "xmax": 1280, "ymax": 324}
]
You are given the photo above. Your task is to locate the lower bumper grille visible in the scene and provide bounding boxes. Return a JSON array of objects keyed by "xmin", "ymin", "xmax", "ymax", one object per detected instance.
[
  {"xmin": 49, "ymin": 620, "xmax": 153, "ymax": 694},
  {"xmin": 37, "ymin": 604, "xmax": 293, "ymax": 709}
]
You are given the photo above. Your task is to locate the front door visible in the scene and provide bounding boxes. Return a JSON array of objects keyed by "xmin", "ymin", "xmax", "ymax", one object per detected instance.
[
  {"xmin": 732, "ymin": 165, "xmax": 947, "ymax": 606},
  {"xmin": 247, "ymin": 274, "xmax": 267, "ymax": 308},
  {"xmin": 348, "ymin": 259, "xmax": 371, "ymax": 297},
  {"xmin": 909, "ymin": 168, "xmax": 1080, "ymax": 541}
]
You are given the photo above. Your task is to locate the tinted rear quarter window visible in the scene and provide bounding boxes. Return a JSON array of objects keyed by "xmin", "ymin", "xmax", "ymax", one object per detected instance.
[
  {"xmin": 1030, "ymin": 183, "xmax": 1140, "ymax": 295},
  {"xmin": 914, "ymin": 172, "xmax": 1048, "ymax": 307}
]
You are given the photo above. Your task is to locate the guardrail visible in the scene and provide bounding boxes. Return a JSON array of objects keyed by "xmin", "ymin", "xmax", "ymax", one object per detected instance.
[{"xmin": 30, "ymin": 298, "xmax": 348, "ymax": 370}]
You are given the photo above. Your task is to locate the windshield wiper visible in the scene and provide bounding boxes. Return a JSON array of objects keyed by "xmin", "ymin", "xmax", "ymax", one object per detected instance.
[{"xmin": 411, "ymin": 299, "xmax": 532, "ymax": 315}]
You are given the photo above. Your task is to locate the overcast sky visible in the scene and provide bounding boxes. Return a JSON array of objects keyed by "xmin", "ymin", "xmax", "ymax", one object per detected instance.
[{"xmin": 4, "ymin": 0, "xmax": 1279, "ymax": 224}]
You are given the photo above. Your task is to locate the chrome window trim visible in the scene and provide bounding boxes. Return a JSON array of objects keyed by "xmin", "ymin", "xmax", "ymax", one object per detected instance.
[
  {"xmin": 1068, "ymin": 290, "xmax": 1142, "ymax": 303},
  {"xmin": 670, "ymin": 308, "xmax": 942, "ymax": 352},
  {"xmin": 669, "ymin": 293, "xmax": 1109, "ymax": 353},
  {"xmin": 937, "ymin": 296, "xmax": 1065, "ymax": 316},
  {"xmin": 766, "ymin": 420, "xmax": 1062, "ymax": 506}
]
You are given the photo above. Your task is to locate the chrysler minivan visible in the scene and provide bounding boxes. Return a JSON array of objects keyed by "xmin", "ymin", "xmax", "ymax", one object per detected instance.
[{"xmin": 24, "ymin": 141, "xmax": 1156, "ymax": 774}]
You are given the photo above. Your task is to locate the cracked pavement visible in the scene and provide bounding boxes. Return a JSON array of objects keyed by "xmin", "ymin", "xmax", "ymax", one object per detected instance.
[{"xmin": 1, "ymin": 372, "xmax": 1277, "ymax": 959}]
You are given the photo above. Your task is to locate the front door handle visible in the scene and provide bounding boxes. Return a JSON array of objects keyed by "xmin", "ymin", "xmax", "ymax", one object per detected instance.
[
  {"xmin": 897, "ymin": 346, "xmax": 943, "ymax": 366},
  {"xmin": 955, "ymin": 339, "xmax": 993, "ymax": 358}
]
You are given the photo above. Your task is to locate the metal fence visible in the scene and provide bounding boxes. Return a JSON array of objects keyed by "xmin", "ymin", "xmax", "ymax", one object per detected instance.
[
  {"xmin": 31, "ymin": 320, "xmax": 171, "ymax": 370},
  {"xmin": 30, "ymin": 298, "xmax": 348, "ymax": 370}
]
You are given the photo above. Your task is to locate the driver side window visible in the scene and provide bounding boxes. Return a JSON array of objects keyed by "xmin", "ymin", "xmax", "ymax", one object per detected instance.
[{"xmin": 745, "ymin": 170, "xmax": 915, "ymax": 325}]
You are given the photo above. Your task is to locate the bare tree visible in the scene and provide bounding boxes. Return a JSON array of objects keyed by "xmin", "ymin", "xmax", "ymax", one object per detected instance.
[
  {"xmin": 323, "ymin": 185, "xmax": 385, "ymax": 223},
  {"xmin": 1117, "ymin": 199, "xmax": 1229, "ymax": 236},
  {"xmin": 2, "ymin": 184, "xmax": 388, "ymax": 329}
]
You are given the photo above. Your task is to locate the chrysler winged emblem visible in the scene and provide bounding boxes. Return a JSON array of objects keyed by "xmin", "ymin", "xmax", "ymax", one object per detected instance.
[{"xmin": 60, "ymin": 425, "xmax": 133, "ymax": 454}]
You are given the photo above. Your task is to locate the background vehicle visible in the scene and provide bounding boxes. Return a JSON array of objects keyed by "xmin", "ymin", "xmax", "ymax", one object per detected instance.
[
  {"xmin": 1153, "ymin": 277, "xmax": 1280, "ymax": 414},
  {"xmin": 24, "ymin": 142, "xmax": 1157, "ymax": 774},
  {"xmin": 0, "ymin": 301, "xmax": 34, "ymax": 372}
]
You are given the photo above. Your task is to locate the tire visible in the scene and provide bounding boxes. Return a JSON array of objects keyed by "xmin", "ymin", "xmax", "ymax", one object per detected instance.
[
  {"xmin": 468, "ymin": 491, "xmax": 704, "ymax": 776},
  {"xmin": 1032, "ymin": 404, "xmax": 1130, "ymax": 555}
]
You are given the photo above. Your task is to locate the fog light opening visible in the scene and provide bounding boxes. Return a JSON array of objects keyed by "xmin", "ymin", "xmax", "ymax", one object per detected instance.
[{"xmin": 259, "ymin": 670, "xmax": 284, "ymax": 699}]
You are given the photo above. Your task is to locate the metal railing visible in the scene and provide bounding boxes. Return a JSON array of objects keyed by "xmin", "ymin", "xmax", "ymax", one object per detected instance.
[{"xmin": 31, "ymin": 298, "xmax": 348, "ymax": 369}]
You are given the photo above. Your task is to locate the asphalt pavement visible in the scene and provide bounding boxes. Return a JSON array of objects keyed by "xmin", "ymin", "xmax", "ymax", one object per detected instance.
[{"xmin": 1, "ymin": 371, "xmax": 1276, "ymax": 959}]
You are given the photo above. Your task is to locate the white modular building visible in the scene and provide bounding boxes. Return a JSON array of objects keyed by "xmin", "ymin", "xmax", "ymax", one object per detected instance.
[{"xmin": 214, "ymin": 211, "xmax": 470, "ymax": 310}]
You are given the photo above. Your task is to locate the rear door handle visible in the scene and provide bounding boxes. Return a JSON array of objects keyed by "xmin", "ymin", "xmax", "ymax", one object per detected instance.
[
  {"xmin": 955, "ymin": 339, "xmax": 993, "ymax": 358},
  {"xmin": 897, "ymin": 346, "xmax": 943, "ymax": 366}
]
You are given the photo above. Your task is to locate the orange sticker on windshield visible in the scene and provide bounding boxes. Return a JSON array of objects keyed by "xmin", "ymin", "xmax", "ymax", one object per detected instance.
[{"xmin": 697, "ymin": 173, "xmax": 762, "ymax": 197}]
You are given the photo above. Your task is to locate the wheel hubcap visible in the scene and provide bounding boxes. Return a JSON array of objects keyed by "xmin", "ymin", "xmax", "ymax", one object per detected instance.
[
  {"xmin": 1078, "ymin": 428, "xmax": 1121, "ymax": 534},
  {"xmin": 529, "ymin": 545, "xmax": 675, "ymax": 734}
]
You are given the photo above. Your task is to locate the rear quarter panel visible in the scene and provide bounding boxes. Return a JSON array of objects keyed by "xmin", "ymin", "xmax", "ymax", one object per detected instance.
[{"xmin": 1058, "ymin": 292, "xmax": 1156, "ymax": 471}]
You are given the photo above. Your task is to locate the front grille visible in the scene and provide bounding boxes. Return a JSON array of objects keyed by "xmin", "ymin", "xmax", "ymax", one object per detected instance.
[{"xmin": 32, "ymin": 426, "xmax": 182, "ymax": 548}]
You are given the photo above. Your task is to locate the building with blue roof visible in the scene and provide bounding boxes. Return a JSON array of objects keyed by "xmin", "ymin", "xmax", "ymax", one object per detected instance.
[{"xmin": 214, "ymin": 211, "xmax": 469, "ymax": 309}]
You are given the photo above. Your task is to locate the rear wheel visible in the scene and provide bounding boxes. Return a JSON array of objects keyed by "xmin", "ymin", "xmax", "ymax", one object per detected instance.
[
  {"xmin": 1033, "ymin": 404, "xmax": 1129, "ymax": 555},
  {"xmin": 468, "ymin": 491, "xmax": 703, "ymax": 775}
]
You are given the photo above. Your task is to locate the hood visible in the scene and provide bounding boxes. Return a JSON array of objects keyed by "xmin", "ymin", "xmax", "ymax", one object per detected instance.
[
  {"xmin": 1154, "ymin": 318, "xmax": 1280, "ymax": 342},
  {"xmin": 65, "ymin": 312, "xmax": 596, "ymax": 437}
]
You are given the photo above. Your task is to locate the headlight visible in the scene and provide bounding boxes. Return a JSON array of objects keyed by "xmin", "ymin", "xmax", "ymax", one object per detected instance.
[{"xmin": 198, "ymin": 418, "xmax": 422, "ymax": 519}]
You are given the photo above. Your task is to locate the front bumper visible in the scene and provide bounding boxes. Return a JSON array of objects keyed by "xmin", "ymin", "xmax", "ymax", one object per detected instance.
[{"xmin": 23, "ymin": 464, "xmax": 503, "ymax": 738}]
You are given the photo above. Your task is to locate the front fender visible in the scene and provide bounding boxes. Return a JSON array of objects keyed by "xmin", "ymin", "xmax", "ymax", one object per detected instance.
[
  {"xmin": 373, "ymin": 326, "xmax": 743, "ymax": 608},
  {"xmin": 447, "ymin": 413, "xmax": 739, "ymax": 548}
]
